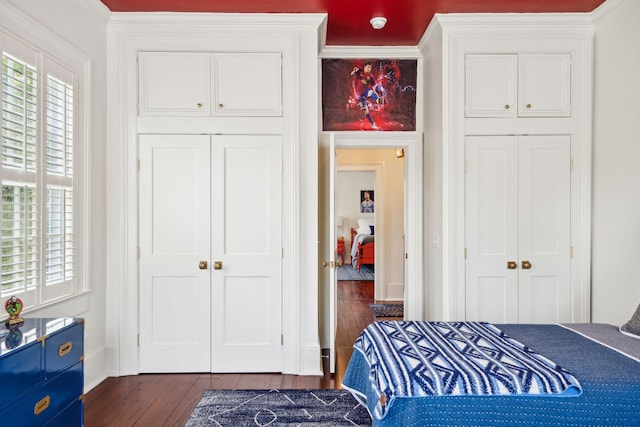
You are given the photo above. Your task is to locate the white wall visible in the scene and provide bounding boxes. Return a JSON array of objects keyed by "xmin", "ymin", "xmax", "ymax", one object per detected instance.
[
  {"xmin": 2, "ymin": 0, "xmax": 109, "ymax": 391},
  {"xmin": 591, "ymin": 0, "xmax": 640, "ymax": 324}
]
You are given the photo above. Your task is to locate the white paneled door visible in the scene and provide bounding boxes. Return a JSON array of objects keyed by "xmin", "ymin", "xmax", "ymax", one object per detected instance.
[
  {"xmin": 465, "ymin": 135, "xmax": 571, "ymax": 324},
  {"xmin": 139, "ymin": 134, "xmax": 282, "ymax": 373}
]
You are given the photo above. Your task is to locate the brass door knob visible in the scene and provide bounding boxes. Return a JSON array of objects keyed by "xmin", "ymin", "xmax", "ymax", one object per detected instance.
[
  {"xmin": 507, "ymin": 261, "xmax": 517, "ymax": 269},
  {"xmin": 199, "ymin": 261, "xmax": 208, "ymax": 270},
  {"xmin": 521, "ymin": 260, "xmax": 532, "ymax": 269},
  {"xmin": 526, "ymin": 103, "xmax": 532, "ymax": 109},
  {"xmin": 504, "ymin": 104, "xmax": 510, "ymax": 110},
  {"xmin": 213, "ymin": 261, "xmax": 222, "ymax": 270}
]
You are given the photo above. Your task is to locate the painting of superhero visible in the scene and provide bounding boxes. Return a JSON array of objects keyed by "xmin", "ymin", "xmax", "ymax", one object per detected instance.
[{"xmin": 322, "ymin": 58, "xmax": 417, "ymax": 131}]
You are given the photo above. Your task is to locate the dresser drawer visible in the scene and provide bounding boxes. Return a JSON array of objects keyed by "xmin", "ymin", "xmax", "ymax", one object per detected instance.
[
  {"xmin": 0, "ymin": 361, "xmax": 83, "ymax": 427},
  {"xmin": 45, "ymin": 397, "xmax": 83, "ymax": 427},
  {"xmin": 44, "ymin": 322, "xmax": 83, "ymax": 378},
  {"xmin": 0, "ymin": 342, "xmax": 42, "ymax": 408}
]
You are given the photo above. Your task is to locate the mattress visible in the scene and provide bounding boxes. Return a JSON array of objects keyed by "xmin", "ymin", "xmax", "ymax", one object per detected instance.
[{"xmin": 342, "ymin": 323, "xmax": 640, "ymax": 426}]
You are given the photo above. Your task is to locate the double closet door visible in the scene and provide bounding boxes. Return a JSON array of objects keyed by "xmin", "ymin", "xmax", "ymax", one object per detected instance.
[
  {"xmin": 465, "ymin": 135, "xmax": 571, "ymax": 323},
  {"xmin": 138, "ymin": 134, "xmax": 282, "ymax": 373}
]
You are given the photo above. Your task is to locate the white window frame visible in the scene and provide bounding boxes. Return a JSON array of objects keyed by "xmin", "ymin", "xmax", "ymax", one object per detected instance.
[{"xmin": 0, "ymin": 25, "xmax": 89, "ymax": 313}]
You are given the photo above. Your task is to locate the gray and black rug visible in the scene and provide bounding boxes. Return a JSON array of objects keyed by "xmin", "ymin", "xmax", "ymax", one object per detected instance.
[
  {"xmin": 185, "ymin": 389, "xmax": 371, "ymax": 426},
  {"xmin": 369, "ymin": 303, "xmax": 404, "ymax": 318},
  {"xmin": 337, "ymin": 264, "xmax": 374, "ymax": 281}
]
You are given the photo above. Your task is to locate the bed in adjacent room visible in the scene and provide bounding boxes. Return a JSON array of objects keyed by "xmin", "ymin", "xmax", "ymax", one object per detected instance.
[
  {"xmin": 350, "ymin": 219, "xmax": 374, "ymax": 272},
  {"xmin": 342, "ymin": 320, "xmax": 640, "ymax": 426}
]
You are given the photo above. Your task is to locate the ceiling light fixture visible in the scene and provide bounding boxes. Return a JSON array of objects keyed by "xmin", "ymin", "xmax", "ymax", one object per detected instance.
[{"xmin": 370, "ymin": 17, "xmax": 387, "ymax": 30}]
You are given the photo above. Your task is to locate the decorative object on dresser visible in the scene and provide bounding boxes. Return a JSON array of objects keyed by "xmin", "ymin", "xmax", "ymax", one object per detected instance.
[
  {"xmin": 4, "ymin": 295, "xmax": 24, "ymax": 326},
  {"xmin": 0, "ymin": 318, "xmax": 84, "ymax": 426}
]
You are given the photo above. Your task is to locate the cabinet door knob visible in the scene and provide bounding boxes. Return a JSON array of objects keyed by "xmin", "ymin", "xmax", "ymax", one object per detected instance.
[
  {"xmin": 526, "ymin": 103, "xmax": 532, "ymax": 109},
  {"xmin": 522, "ymin": 260, "xmax": 532, "ymax": 269},
  {"xmin": 197, "ymin": 102, "xmax": 203, "ymax": 108},
  {"xmin": 507, "ymin": 261, "xmax": 517, "ymax": 269},
  {"xmin": 199, "ymin": 261, "xmax": 208, "ymax": 270},
  {"xmin": 218, "ymin": 103, "xmax": 224, "ymax": 108},
  {"xmin": 504, "ymin": 104, "xmax": 510, "ymax": 110},
  {"xmin": 213, "ymin": 261, "xmax": 223, "ymax": 270}
]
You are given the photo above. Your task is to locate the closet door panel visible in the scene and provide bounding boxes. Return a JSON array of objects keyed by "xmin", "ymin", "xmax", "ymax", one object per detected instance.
[
  {"xmin": 465, "ymin": 136, "xmax": 519, "ymax": 323},
  {"xmin": 517, "ymin": 135, "xmax": 571, "ymax": 323},
  {"xmin": 211, "ymin": 135, "xmax": 283, "ymax": 372},
  {"xmin": 138, "ymin": 134, "xmax": 212, "ymax": 372}
]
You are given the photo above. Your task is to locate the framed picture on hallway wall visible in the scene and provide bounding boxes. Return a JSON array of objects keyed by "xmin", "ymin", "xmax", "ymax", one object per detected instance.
[
  {"xmin": 360, "ymin": 190, "xmax": 374, "ymax": 213},
  {"xmin": 322, "ymin": 58, "xmax": 417, "ymax": 131}
]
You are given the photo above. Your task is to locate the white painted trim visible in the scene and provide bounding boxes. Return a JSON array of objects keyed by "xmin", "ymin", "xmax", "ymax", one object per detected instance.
[
  {"xmin": 320, "ymin": 45, "xmax": 422, "ymax": 59},
  {"xmin": 435, "ymin": 15, "xmax": 593, "ymax": 322},
  {"xmin": 106, "ymin": 14, "xmax": 323, "ymax": 376},
  {"xmin": 590, "ymin": 0, "xmax": 632, "ymax": 24}
]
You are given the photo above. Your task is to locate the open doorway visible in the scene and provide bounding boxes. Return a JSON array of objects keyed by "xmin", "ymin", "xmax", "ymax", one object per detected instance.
[
  {"xmin": 335, "ymin": 149, "xmax": 405, "ymax": 302},
  {"xmin": 320, "ymin": 131, "xmax": 423, "ymax": 376},
  {"xmin": 333, "ymin": 148, "xmax": 405, "ymax": 382}
]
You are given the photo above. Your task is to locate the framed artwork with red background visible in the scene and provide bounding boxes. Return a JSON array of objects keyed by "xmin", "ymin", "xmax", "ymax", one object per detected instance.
[{"xmin": 322, "ymin": 58, "xmax": 417, "ymax": 131}]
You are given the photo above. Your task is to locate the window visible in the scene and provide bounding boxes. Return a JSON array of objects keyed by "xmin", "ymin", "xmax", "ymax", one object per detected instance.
[{"xmin": 1, "ymin": 32, "xmax": 84, "ymax": 309}]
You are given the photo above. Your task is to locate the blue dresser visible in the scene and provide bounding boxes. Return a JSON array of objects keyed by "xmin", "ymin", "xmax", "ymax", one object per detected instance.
[{"xmin": 0, "ymin": 318, "xmax": 84, "ymax": 426}]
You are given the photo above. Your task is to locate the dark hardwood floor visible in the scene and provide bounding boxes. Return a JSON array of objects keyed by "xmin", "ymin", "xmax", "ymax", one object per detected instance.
[{"xmin": 84, "ymin": 279, "xmax": 383, "ymax": 426}]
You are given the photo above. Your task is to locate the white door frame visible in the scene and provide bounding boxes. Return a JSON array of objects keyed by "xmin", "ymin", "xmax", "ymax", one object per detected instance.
[{"xmin": 325, "ymin": 132, "xmax": 424, "ymax": 321}]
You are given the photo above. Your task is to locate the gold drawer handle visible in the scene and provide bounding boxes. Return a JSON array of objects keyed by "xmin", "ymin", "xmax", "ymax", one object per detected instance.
[
  {"xmin": 34, "ymin": 395, "xmax": 51, "ymax": 415},
  {"xmin": 59, "ymin": 341, "xmax": 73, "ymax": 357}
]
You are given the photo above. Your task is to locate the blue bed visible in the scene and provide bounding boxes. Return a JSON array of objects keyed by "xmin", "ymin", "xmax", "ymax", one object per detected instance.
[{"xmin": 342, "ymin": 321, "xmax": 640, "ymax": 426}]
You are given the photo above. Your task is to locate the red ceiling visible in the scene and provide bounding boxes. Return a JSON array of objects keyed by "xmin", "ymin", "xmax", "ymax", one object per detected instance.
[{"xmin": 99, "ymin": 0, "xmax": 606, "ymax": 46}]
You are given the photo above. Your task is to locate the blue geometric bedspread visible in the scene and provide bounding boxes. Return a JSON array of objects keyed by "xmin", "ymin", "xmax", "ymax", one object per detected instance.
[
  {"xmin": 351, "ymin": 321, "xmax": 581, "ymax": 419},
  {"xmin": 343, "ymin": 323, "xmax": 640, "ymax": 426}
]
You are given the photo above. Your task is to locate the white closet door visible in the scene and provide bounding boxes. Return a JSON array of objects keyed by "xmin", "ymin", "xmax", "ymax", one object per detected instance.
[
  {"xmin": 465, "ymin": 136, "xmax": 519, "ymax": 323},
  {"xmin": 465, "ymin": 135, "xmax": 571, "ymax": 324},
  {"xmin": 139, "ymin": 134, "xmax": 212, "ymax": 372},
  {"xmin": 210, "ymin": 135, "xmax": 283, "ymax": 372},
  {"xmin": 517, "ymin": 135, "xmax": 571, "ymax": 323}
]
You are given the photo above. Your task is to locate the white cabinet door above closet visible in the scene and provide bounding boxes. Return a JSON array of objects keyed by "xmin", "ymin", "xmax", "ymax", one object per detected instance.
[
  {"xmin": 465, "ymin": 135, "xmax": 571, "ymax": 324},
  {"xmin": 139, "ymin": 52, "xmax": 282, "ymax": 117},
  {"xmin": 465, "ymin": 53, "xmax": 571, "ymax": 118},
  {"xmin": 139, "ymin": 52, "xmax": 211, "ymax": 116},
  {"xmin": 213, "ymin": 53, "xmax": 282, "ymax": 116}
]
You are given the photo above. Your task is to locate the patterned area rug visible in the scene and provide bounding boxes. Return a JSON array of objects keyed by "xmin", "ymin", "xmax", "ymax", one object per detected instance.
[
  {"xmin": 369, "ymin": 303, "xmax": 404, "ymax": 318},
  {"xmin": 337, "ymin": 264, "xmax": 374, "ymax": 281},
  {"xmin": 185, "ymin": 389, "xmax": 371, "ymax": 426}
]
